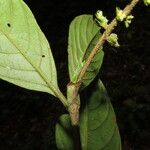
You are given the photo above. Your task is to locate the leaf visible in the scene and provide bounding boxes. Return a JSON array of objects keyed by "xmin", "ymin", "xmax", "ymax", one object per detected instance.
[
  {"xmin": 0, "ymin": 0, "xmax": 59, "ymax": 96},
  {"xmin": 68, "ymin": 15, "xmax": 104, "ymax": 88},
  {"xmin": 82, "ymin": 32, "xmax": 104, "ymax": 88},
  {"xmin": 55, "ymin": 80, "xmax": 121, "ymax": 150},
  {"xmin": 55, "ymin": 114, "xmax": 74, "ymax": 150},
  {"xmin": 80, "ymin": 80, "xmax": 122, "ymax": 150}
]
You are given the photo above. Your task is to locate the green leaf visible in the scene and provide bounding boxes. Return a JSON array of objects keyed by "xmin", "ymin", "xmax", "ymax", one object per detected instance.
[
  {"xmin": 55, "ymin": 114, "xmax": 74, "ymax": 150},
  {"xmin": 55, "ymin": 80, "xmax": 121, "ymax": 150},
  {"xmin": 0, "ymin": 0, "xmax": 59, "ymax": 96},
  {"xmin": 82, "ymin": 32, "xmax": 104, "ymax": 88},
  {"xmin": 68, "ymin": 15, "xmax": 104, "ymax": 88},
  {"xmin": 80, "ymin": 80, "xmax": 122, "ymax": 150}
]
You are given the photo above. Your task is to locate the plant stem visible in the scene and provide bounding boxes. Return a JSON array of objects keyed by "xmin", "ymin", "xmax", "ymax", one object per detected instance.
[
  {"xmin": 67, "ymin": 0, "xmax": 140, "ymax": 149},
  {"xmin": 67, "ymin": 82, "xmax": 82, "ymax": 150},
  {"xmin": 56, "ymin": 89, "xmax": 68, "ymax": 107},
  {"xmin": 77, "ymin": 0, "xmax": 140, "ymax": 83},
  {"xmin": 67, "ymin": 82, "xmax": 81, "ymax": 126}
]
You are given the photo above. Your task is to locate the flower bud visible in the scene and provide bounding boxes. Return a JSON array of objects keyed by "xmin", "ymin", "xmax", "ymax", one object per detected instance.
[
  {"xmin": 95, "ymin": 10, "xmax": 108, "ymax": 29},
  {"xmin": 116, "ymin": 7, "xmax": 126, "ymax": 21},
  {"xmin": 144, "ymin": 0, "xmax": 150, "ymax": 6},
  {"xmin": 124, "ymin": 15, "xmax": 134, "ymax": 28},
  {"xmin": 107, "ymin": 33, "xmax": 120, "ymax": 48}
]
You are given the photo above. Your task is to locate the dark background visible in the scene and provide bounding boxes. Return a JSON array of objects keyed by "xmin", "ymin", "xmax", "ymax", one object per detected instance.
[{"xmin": 0, "ymin": 0, "xmax": 150, "ymax": 150}]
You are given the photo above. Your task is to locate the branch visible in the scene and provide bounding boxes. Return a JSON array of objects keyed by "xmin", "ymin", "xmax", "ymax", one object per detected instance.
[
  {"xmin": 77, "ymin": 0, "xmax": 140, "ymax": 83},
  {"xmin": 67, "ymin": 1, "xmax": 140, "ymax": 148}
]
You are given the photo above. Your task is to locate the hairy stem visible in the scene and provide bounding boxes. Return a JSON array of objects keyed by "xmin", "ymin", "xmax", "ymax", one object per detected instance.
[
  {"xmin": 77, "ymin": 0, "xmax": 140, "ymax": 82},
  {"xmin": 67, "ymin": 82, "xmax": 82, "ymax": 150},
  {"xmin": 67, "ymin": 82, "xmax": 81, "ymax": 126},
  {"xmin": 67, "ymin": 0, "xmax": 140, "ymax": 149}
]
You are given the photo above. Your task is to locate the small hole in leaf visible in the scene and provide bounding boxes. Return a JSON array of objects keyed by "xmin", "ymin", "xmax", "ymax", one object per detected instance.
[
  {"xmin": 7, "ymin": 23, "xmax": 11, "ymax": 27},
  {"xmin": 42, "ymin": 55, "xmax": 45, "ymax": 58}
]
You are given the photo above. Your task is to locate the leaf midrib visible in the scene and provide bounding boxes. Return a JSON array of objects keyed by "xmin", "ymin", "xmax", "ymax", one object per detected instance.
[{"xmin": 0, "ymin": 27, "xmax": 59, "ymax": 97}]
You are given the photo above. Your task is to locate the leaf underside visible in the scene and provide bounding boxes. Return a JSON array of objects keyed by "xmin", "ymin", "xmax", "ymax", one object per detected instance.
[
  {"xmin": 0, "ymin": 0, "xmax": 58, "ymax": 96},
  {"xmin": 55, "ymin": 80, "xmax": 121, "ymax": 150},
  {"xmin": 68, "ymin": 15, "xmax": 104, "ymax": 88}
]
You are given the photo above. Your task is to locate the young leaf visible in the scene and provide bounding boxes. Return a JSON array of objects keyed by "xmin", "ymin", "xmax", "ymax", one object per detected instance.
[
  {"xmin": 55, "ymin": 114, "xmax": 74, "ymax": 150},
  {"xmin": 68, "ymin": 15, "xmax": 104, "ymax": 88},
  {"xmin": 80, "ymin": 80, "xmax": 121, "ymax": 150},
  {"xmin": 0, "ymin": 0, "xmax": 59, "ymax": 96}
]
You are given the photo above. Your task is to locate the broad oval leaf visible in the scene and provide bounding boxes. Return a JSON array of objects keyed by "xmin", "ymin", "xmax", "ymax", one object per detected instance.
[
  {"xmin": 0, "ymin": 0, "xmax": 59, "ymax": 96},
  {"xmin": 68, "ymin": 15, "xmax": 104, "ymax": 88},
  {"xmin": 80, "ymin": 80, "xmax": 121, "ymax": 150}
]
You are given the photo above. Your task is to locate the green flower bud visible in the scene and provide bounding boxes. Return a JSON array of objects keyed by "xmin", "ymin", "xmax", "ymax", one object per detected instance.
[
  {"xmin": 144, "ymin": 0, "xmax": 150, "ymax": 6},
  {"xmin": 95, "ymin": 10, "xmax": 108, "ymax": 29},
  {"xmin": 116, "ymin": 7, "xmax": 126, "ymax": 21},
  {"xmin": 124, "ymin": 15, "xmax": 134, "ymax": 28},
  {"xmin": 125, "ymin": 20, "xmax": 131, "ymax": 28},
  {"xmin": 107, "ymin": 33, "xmax": 120, "ymax": 48}
]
